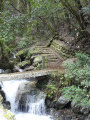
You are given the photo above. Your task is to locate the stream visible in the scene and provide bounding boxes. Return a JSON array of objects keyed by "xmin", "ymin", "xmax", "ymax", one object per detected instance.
[{"xmin": 1, "ymin": 79, "xmax": 53, "ymax": 120}]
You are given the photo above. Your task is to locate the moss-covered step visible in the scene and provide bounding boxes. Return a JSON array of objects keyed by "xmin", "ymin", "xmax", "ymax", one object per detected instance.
[{"xmin": 51, "ymin": 40, "xmax": 74, "ymax": 59}]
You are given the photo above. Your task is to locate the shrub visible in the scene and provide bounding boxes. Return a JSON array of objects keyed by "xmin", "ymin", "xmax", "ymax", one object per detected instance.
[{"xmin": 62, "ymin": 53, "xmax": 90, "ymax": 106}]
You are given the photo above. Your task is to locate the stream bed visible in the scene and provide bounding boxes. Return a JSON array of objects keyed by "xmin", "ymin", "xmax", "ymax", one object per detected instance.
[{"xmin": 1, "ymin": 79, "xmax": 53, "ymax": 120}]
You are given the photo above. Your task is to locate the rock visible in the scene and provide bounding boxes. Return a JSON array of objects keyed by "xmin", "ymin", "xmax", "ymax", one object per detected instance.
[
  {"xmin": 15, "ymin": 80, "xmax": 46, "ymax": 112},
  {"xmin": 15, "ymin": 80, "xmax": 37, "ymax": 111},
  {"xmin": 13, "ymin": 66, "xmax": 21, "ymax": 72},
  {"xmin": 24, "ymin": 65, "xmax": 35, "ymax": 71},
  {"xmin": 0, "ymin": 90, "xmax": 6, "ymax": 102},
  {"xmin": 85, "ymin": 114, "xmax": 90, "ymax": 120},
  {"xmin": 0, "ymin": 61, "xmax": 14, "ymax": 71},
  {"xmin": 71, "ymin": 102, "xmax": 81, "ymax": 114},
  {"xmin": 71, "ymin": 102, "xmax": 90, "ymax": 115},
  {"xmin": 0, "ymin": 69, "xmax": 4, "ymax": 74},
  {"xmin": 80, "ymin": 106, "xmax": 90, "ymax": 115},
  {"xmin": 4, "ymin": 69, "xmax": 11, "ymax": 74},
  {"xmin": 3, "ymin": 101, "xmax": 11, "ymax": 110},
  {"xmin": 16, "ymin": 49, "xmax": 28, "ymax": 62},
  {"xmin": 45, "ymin": 96, "xmax": 56, "ymax": 108},
  {"xmin": 56, "ymin": 96, "xmax": 70, "ymax": 109},
  {"xmin": 33, "ymin": 56, "xmax": 42, "ymax": 66},
  {"xmin": 0, "ymin": 94, "xmax": 3, "ymax": 103},
  {"xmin": 0, "ymin": 86, "xmax": 1, "ymax": 90},
  {"xmin": 17, "ymin": 60, "xmax": 30, "ymax": 69},
  {"xmin": 62, "ymin": 58, "xmax": 77, "ymax": 66}
]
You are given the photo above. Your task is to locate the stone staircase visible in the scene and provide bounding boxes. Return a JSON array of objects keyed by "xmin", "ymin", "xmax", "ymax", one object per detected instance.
[{"xmin": 31, "ymin": 45, "xmax": 63, "ymax": 69}]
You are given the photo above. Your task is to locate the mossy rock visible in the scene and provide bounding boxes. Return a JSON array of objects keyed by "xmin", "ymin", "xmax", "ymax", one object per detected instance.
[
  {"xmin": 0, "ymin": 61, "xmax": 14, "ymax": 71},
  {"xmin": 16, "ymin": 49, "xmax": 28, "ymax": 61},
  {"xmin": 35, "ymin": 63, "xmax": 42, "ymax": 70},
  {"xmin": 17, "ymin": 60, "xmax": 30, "ymax": 69},
  {"xmin": 26, "ymin": 50, "xmax": 32, "ymax": 60},
  {"xmin": 34, "ymin": 56, "xmax": 42, "ymax": 63}
]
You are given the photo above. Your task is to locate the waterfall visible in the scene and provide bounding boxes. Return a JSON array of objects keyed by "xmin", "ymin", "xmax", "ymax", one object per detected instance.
[{"xmin": 1, "ymin": 79, "xmax": 53, "ymax": 120}]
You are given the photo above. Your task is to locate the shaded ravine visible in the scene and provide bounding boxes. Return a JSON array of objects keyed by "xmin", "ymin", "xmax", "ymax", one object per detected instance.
[{"xmin": 1, "ymin": 79, "xmax": 53, "ymax": 120}]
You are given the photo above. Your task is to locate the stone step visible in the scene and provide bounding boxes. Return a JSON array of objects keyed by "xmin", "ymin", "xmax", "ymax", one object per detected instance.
[{"xmin": 47, "ymin": 56, "xmax": 58, "ymax": 59}]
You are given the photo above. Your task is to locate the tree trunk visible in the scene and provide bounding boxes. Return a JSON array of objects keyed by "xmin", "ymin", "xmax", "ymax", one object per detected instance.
[{"xmin": 0, "ymin": 0, "xmax": 3, "ymax": 11}]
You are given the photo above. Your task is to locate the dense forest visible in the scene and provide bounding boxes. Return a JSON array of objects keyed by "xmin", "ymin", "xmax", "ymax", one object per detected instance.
[
  {"xmin": 0, "ymin": 0, "xmax": 90, "ymax": 59},
  {"xmin": 0, "ymin": 0, "xmax": 90, "ymax": 118}
]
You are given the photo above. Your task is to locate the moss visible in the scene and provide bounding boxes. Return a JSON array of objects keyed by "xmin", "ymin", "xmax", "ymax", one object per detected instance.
[
  {"xmin": 16, "ymin": 50, "xmax": 24, "ymax": 57},
  {"xmin": 35, "ymin": 63, "xmax": 42, "ymax": 70},
  {"xmin": 34, "ymin": 56, "xmax": 42, "ymax": 63},
  {"xmin": 0, "ymin": 60, "xmax": 14, "ymax": 71},
  {"xmin": 17, "ymin": 60, "xmax": 30, "ymax": 68},
  {"xmin": 16, "ymin": 49, "xmax": 28, "ymax": 61},
  {"xmin": 51, "ymin": 40, "xmax": 73, "ymax": 59}
]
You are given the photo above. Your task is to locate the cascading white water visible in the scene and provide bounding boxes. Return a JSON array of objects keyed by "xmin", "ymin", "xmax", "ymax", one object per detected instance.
[{"xmin": 1, "ymin": 79, "xmax": 53, "ymax": 120}]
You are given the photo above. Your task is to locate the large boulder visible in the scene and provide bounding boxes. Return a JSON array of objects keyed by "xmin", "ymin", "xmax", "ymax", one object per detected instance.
[
  {"xmin": 0, "ymin": 94, "xmax": 3, "ymax": 103},
  {"xmin": 15, "ymin": 80, "xmax": 36, "ymax": 111},
  {"xmin": 56, "ymin": 96, "xmax": 70, "ymax": 109},
  {"xmin": 15, "ymin": 80, "xmax": 46, "ymax": 112},
  {"xmin": 33, "ymin": 56, "xmax": 42, "ymax": 67},
  {"xmin": 15, "ymin": 80, "xmax": 36, "ymax": 101}
]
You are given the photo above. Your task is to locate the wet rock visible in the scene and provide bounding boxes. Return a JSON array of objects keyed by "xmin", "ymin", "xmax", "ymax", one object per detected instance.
[
  {"xmin": 15, "ymin": 80, "xmax": 46, "ymax": 112},
  {"xmin": 3, "ymin": 101, "xmax": 11, "ymax": 110},
  {"xmin": 0, "ymin": 69, "xmax": 4, "ymax": 74},
  {"xmin": 56, "ymin": 96, "xmax": 70, "ymax": 109},
  {"xmin": 45, "ymin": 96, "xmax": 56, "ymax": 108},
  {"xmin": 0, "ymin": 90, "xmax": 6, "ymax": 102},
  {"xmin": 0, "ymin": 87, "xmax": 1, "ymax": 91}
]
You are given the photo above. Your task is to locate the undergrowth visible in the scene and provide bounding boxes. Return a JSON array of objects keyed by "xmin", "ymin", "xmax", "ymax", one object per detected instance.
[{"xmin": 62, "ymin": 53, "xmax": 90, "ymax": 106}]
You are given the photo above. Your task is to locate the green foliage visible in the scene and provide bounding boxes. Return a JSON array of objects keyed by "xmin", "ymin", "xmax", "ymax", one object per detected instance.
[
  {"xmin": 17, "ymin": 60, "xmax": 30, "ymax": 68},
  {"xmin": 46, "ymin": 84, "xmax": 58, "ymax": 98},
  {"xmin": 62, "ymin": 85, "xmax": 90, "ymax": 106},
  {"xmin": 62, "ymin": 53, "xmax": 90, "ymax": 106},
  {"xmin": 0, "ymin": 11, "xmax": 28, "ymax": 59}
]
